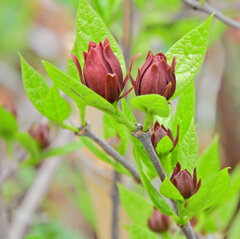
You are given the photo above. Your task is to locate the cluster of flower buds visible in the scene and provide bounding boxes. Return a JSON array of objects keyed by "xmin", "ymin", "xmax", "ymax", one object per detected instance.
[
  {"xmin": 29, "ymin": 124, "xmax": 50, "ymax": 149},
  {"xmin": 170, "ymin": 162, "xmax": 201, "ymax": 199},
  {"xmin": 151, "ymin": 121, "xmax": 179, "ymax": 151},
  {"xmin": 148, "ymin": 207, "xmax": 170, "ymax": 233},
  {"xmin": 71, "ymin": 38, "xmax": 176, "ymax": 103}
]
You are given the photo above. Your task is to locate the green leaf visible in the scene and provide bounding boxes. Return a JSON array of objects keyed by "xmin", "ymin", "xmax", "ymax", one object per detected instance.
[
  {"xmin": 44, "ymin": 61, "xmax": 116, "ymax": 114},
  {"xmin": 184, "ymin": 168, "xmax": 230, "ymax": 220},
  {"xmin": 67, "ymin": 0, "xmax": 126, "ymax": 79},
  {"xmin": 131, "ymin": 94, "xmax": 169, "ymax": 117},
  {"xmin": 171, "ymin": 81, "xmax": 195, "ymax": 168},
  {"xmin": 0, "ymin": 106, "xmax": 18, "ymax": 140},
  {"xmin": 160, "ymin": 178, "xmax": 184, "ymax": 202},
  {"xmin": 121, "ymin": 98, "xmax": 137, "ymax": 124},
  {"xmin": 132, "ymin": 144, "xmax": 174, "ymax": 216},
  {"xmin": 131, "ymin": 136, "xmax": 158, "ymax": 179},
  {"xmin": 198, "ymin": 135, "xmax": 220, "ymax": 180},
  {"xmin": 177, "ymin": 120, "xmax": 199, "ymax": 172},
  {"xmin": 15, "ymin": 132, "xmax": 40, "ymax": 161},
  {"xmin": 228, "ymin": 211, "xmax": 240, "ymax": 239},
  {"xmin": 118, "ymin": 184, "xmax": 153, "ymax": 227},
  {"xmin": 166, "ymin": 15, "xmax": 212, "ymax": 99},
  {"xmin": 20, "ymin": 55, "xmax": 50, "ymax": 115},
  {"xmin": 42, "ymin": 86, "xmax": 71, "ymax": 123},
  {"xmin": 155, "ymin": 104, "xmax": 174, "ymax": 128},
  {"xmin": 130, "ymin": 224, "xmax": 159, "ymax": 239},
  {"xmin": 103, "ymin": 114, "xmax": 128, "ymax": 155},
  {"xmin": 156, "ymin": 136, "xmax": 173, "ymax": 156}
]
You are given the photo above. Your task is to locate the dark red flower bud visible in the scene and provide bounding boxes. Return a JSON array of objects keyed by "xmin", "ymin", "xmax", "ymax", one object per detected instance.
[
  {"xmin": 71, "ymin": 38, "xmax": 137, "ymax": 103},
  {"xmin": 148, "ymin": 207, "xmax": 170, "ymax": 233},
  {"xmin": 151, "ymin": 121, "xmax": 179, "ymax": 151},
  {"xmin": 130, "ymin": 51, "xmax": 176, "ymax": 100},
  {"xmin": 29, "ymin": 124, "xmax": 50, "ymax": 149},
  {"xmin": 170, "ymin": 162, "xmax": 201, "ymax": 199}
]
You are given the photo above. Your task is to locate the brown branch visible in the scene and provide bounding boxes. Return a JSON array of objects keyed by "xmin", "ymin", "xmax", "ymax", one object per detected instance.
[
  {"xmin": 132, "ymin": 124, "xmax": 196, "ymax": 239},
  {"xmin": 182, "ymin": 0, "xmax": 240, "ymax": 29},
  {"xmin": 76, "ymin": 124, "xmax": 141, "ymax": 184}
]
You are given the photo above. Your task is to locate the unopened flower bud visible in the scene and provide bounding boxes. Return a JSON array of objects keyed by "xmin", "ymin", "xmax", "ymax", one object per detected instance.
[
  {"xmin": 151, "ymin": 121, "xmax": 179, "ymax": 151},
  {"xmin": 29, "ymin": 124, "xmax": 50, "ymax": 149},
  {"xmin": 130, "ymin": 51, "xmax": 176, "ymax": 100},
  {"xmin": 71, "ymin": 38, "xmax": 134, "ymax": 103},
  {"xmin": 170, "ymin": 162, "xmax": 201, "ymax": 199},
  {"xmin": 148, "ymin": 207, "xmax": 170, "ymax": 233}
]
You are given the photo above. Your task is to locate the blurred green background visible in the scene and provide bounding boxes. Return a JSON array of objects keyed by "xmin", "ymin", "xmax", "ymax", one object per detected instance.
[{"xmin": 0, "ymin": 0, "xmax": 240, "ymax": 238}]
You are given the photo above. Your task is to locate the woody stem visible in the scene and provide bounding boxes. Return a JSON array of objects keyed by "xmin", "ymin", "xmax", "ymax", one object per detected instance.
[
  {"xmin": 76, "ymin": 124, "xmax": 141, "ymax": 184},
  {"xmin": 132, "ymin": 124, "xmax": 196, "ymax": 239}
]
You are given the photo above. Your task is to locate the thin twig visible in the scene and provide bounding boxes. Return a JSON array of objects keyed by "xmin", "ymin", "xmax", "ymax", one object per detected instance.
[
  {"xmin": 111, "ymin": 171, "xmax": 120, "ymax": 239},
  {"xmin": 76, "ymin": 124, "xmax": 141, "ymax": 184},
  {"xmin": 182, "ymin": 0, "xmax": 240, "ymax": 29},
  {"xmin": 132, "ymin": 124, "xmax": 196, "ymax": 239}
]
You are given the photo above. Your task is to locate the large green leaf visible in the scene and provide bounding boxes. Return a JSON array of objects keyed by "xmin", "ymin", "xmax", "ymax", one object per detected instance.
[
  {"xmin": 184, "ymin": 168, "xmax": 230, "ymax": 220},
  {"xmin": 118, "ymin": 184, "xmax": 153, "ymax": 227},
  {"xmin": 132, "ymin": 144, "xmax": 174, "ymax": 216},
  {"xmin": 20, "ymin": 55, "xmax": 49, "ymax": 115},
  {"xmin": 20, "ymin": 56, "xmax": 71, "ymax": 124},
  {"xmin": 130, "ymin": 224, "xmax": 159, "ymax": 239},
  {"xmin": 177, "ymin": 120, "xmax": 199, "ymax": 172},
  {"xmin": 0, "ymin": 106, "xmax": 18, "ymax": 140},
  {"xmin": 198, "ymin": 135, "xmax": 220, "ymax": 180},
  {"xmin": 166, "ymin": 15, "xmax": 212, "ymax": 98},
  {"xmin": 131, "ymin": 94, "xmax": 169, "ymax": 117},
  {"xmin": 228, "ymin": 211, "xmax": 240, "ymax": 239},
  {"xmin": 42, "ymin": 86, "xmax": 70, "ymax": 123},
  {"xmin": 44, "ymin": 61, "xmax": 116, "ymax": 114},
  {"xmin": 67, "ymin": 0, "xmax": 126, "ymax": 79},
  {"xmin": 171, "ymin": 81, "xmax": 195, "ymax": 168},
  {"xmin": 160, "ymin": 178, "xmax": 184, "ymax": 202},
  {"xmin": 131, "ymin": 136, "xmax": 158, "ymax": 179}
]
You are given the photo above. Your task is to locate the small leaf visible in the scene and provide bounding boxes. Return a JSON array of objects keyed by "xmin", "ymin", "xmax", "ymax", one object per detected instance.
[
  {"xmin": 131, "ymin": 94, "xmax": 169, "ymax": 117},
  {"xmin": 15, "ymin": 132, "xmax": 40, "ymax": 161},
  {"xmin": 155, "ymin": 104, "xmax": 174, "ymax": 128},
  {"xmin": 118, "ymin": 184, "xmax": 153, "ymax": 227},
  {"xmin": 0, "ymin": 106, "xmax": 18, "ymax": 140},
  {"xmin": 130, "ymin": 224, "xmax": 159, "ymax": 239},
  {"xmin": 160, "ymin": 178, "xmax": 184, "ymax": 202},
  {"xmin": 156, "ymin": 136, "xmax": 173, "ymax": 156},
  {"xmin": 166, "ymin": 15, "xmax": 212, "ymax": 99},
  {"xmin": 184, "ymin": 168, "xmax": 230, "ymax": 220},
  {"xmin": 177, "ymin": 120, "xmax": 199, "ymax": 172},
  {"xmin": 43, "ymin": 86, "xmax": 71, "ymax": 123},
  {"xmin": 198, "ymin": 135, "xmax": 220, "ymax": 180},
  {"xmin": 44, "ymin": 61, "xmax": 116, "ymax": 114}
]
